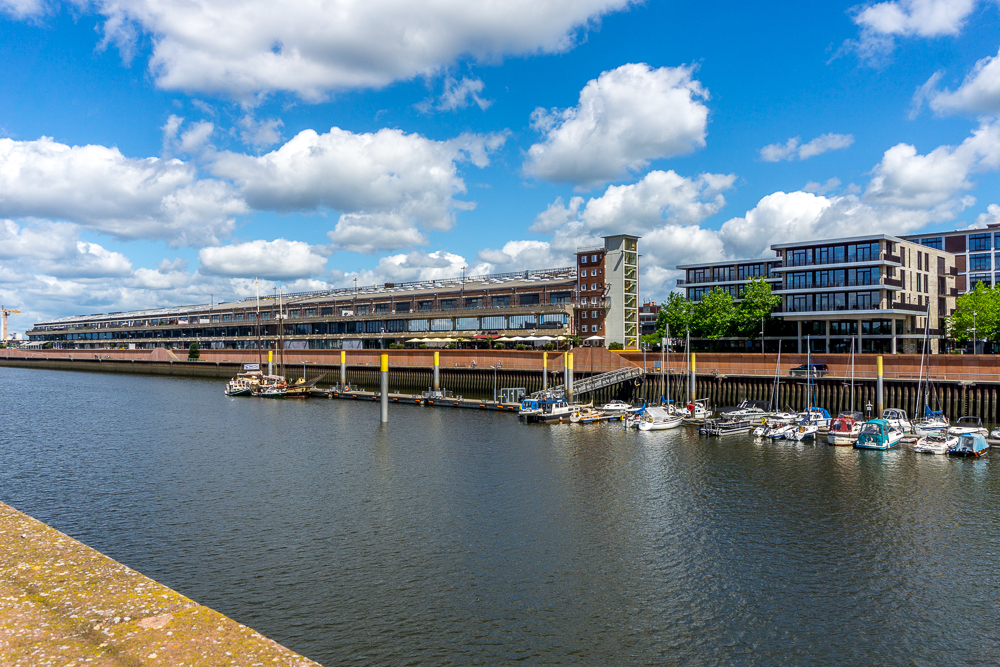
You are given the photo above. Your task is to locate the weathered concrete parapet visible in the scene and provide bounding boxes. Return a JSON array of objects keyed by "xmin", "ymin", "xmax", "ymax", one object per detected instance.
[{"xmin": 0, "ymin": 501, "xmax": 321, "ymax": 666}]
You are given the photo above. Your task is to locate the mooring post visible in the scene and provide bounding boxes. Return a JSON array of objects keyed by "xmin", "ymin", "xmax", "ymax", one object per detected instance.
[
  {"xmin": 689, "ymin": 352, "xmax": 696, "ymax": 404},
  {"xmin": 567, "ymin": 352, "xmax": 574, "ymax": 404},
  {"xmin": 380, "ymin": 353, "xmax": 389, "ymax": 423},
  {"xmin": 340, "ymin": 350, "xmax": 346, "ymax": 389},
  {"xmin": 268, "ymin": 350, "xmax": 273, "ymax": 376},
  {"xmin": 542, "ymin": 351, "xmax": 548, "ymax": 390},
  {"xmin": 876, "ymin": 355, "xmax": 884, "ymax": 416},
  {"xmin": 433, "ymin": 350, "xmax": 440, "ymax": 391}
]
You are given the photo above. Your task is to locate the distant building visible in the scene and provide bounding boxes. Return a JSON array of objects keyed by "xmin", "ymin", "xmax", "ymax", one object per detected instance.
[
  {"xmin": 676, "ymin": 258, "xmax": 782, "ymax": 302},
  {"xmin": 575, "ymin": 234, "xmax": 640, "ymax": 349},
  {"xmin": 902, "ymin": 224, "xmax": 999, "ymax": 293},
  {"xmin": 639, "ymin": 302, "xmax": 660, "ymax": 336}
]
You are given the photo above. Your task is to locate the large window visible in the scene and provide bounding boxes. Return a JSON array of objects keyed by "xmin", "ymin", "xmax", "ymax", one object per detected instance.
[
  {"xmin": 395, "ymin": 302, "xmax": 411, "ymax": 313},
  {"xmin": 970, "ymin": 253, "xmax": 992, "ymax": 271},
  {"xmin": 519, "ymin": 293, "xmax": 539, "ymax": 306},
  {"xmin": 417, "ymin": 300, "xmax": 434, "ymax": 312},
  {"xmin": 970, "ymin": 233, "xmax": 991, "ymax": 251},
  {"xmin": 788, "ymin": 272, "xmax": 812, "ymax": 289},
  {"xmin": 408, "ymin": 319, "xmax": 429, "ymax": 331},
  {"xmin": 847, "ymin": 242, "xmax": 878, "ymax": 262},
  {"xmin": 549, "ymin": 291, "xmax": 572, "ymax": 305},
  {"xmin": 481, "ymin": 316, "xmax": 505, "ymax": 329},
  {"xmin": 491, "ymin": 295, "xmax": 510, "ymax": 308},
  {"xmin": 430, "ymin": 319, "xmax": 452, "ymax": 331},
  {"xmin": 788, "ymin": 249, "xmax": 811, "ymax": 267},
  {"xmin": 849, "ymin": 267, "xmax": 877, "ymax": 286},
  {"xmin": 921, "ymin": 237, "xmax": 943, "ymax": 250},
  {"xmin": 464, "ymin": 297, "xmax": 483, "ymax": 309},
  {"xmin": 509, "ymin": 315, "xmax": 536, "ymax": 329},
  {"xmin": 439, "ymin": 299, "xmax": 457, "ymax": 311},
  {"xmin": 849, "ymin": 291, "xmax": 879, "ymax": 310},
  {"xmin": 816, "ymin": 292, "xmax": 846, "ymax": 311},
  {"xmin": 374, "ymin": 303, "xmax": 390, "ymax": 314},
  {"xmin": 456, "ymin": 318, "xmax": 479, "ymax": 330},
  {"xmin": 738, "ymin": 263, "xmax": 769, "ymax": 279}
]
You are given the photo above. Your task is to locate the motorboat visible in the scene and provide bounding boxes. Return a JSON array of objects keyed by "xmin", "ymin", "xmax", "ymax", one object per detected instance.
[
  {"xmin": 719, "ymin": 399, "xmax": 771, "ymax": 424},
  {"xmin": 523, "ymin": 399, "xmax": 575, "ymax": 423},
  {"xmin": 571, "ymin": 405, "xmax": 618, "ymax": 424},
  {"xmin": 913, "ymin": 432, "xmax": 957, "ymax": 455},
  {"xmin": 598, "ymin": 400, "xmax": 632, "ymax": 414},
  {"xmin": 990, "ymin": 427, "xmax": 1000, "ymax": 440},
  {"xmin": 678, "ymin": 399, "xmax": 712, "ymax": 421},
  {"xmin": 912, "ymin": 407, "xmax": 949, "ymax": 437},
  {"xmin": 753, "ymin": 419, "xmax": 791, "ymax": 438},
  {"xmin": 947, "ymin": 416, "xmax": 989, "ymax": 438},
  {"xmin": 827, "ymin": 412, "xmax": 863, "ymax": 446},
  {"xmin": 881, "ymin": 408, "xmax": 912, "ymax": 434},
  {"xmin": 768, "ymin": 423, "xmax": 797, "ymax": 439},
  {"xmin": 948, "ymin": 433, "xmax": 989, "ymax": 458},
  {"xmin": 637, "ymin": 406, "xmax": 684, "ymax": 431},
  {"xmin": 259, "ymin": 384, "xmax": 287, "ymax": 398},
  {"xmin": 796, "ymin": 407, "xmax": 831, "ymax": 429},
  {"xmin": 225, "ymin": 369, "xmax": 265, "ymax": 396},
  {"xmin": 699, "ymin": 417, "xmax": 752, "ymax": 436},
  {"xmin": 854, "ymin": 419, "xmax": 904, "ymax": 450},
  {"xmin": 788, "ymin": 419, "xmax": 820, "ymax": 441},
  {"xmin": 251, "ymin": 374, "xmax": 287, "ymax": 397}
]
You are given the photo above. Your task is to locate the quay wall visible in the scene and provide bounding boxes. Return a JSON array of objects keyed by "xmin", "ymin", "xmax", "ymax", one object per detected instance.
[
  {"xmin": 5, "ymin": 349, "xmax": 1000, "ymax": 420},
  {"xmin": 0, "ymin": 500, "xmax": 321, "ymax": 666}
]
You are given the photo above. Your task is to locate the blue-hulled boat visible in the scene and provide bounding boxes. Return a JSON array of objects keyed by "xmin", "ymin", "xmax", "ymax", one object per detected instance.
[
  {"xmin": 948, "ymin": 433, "xmax": 989, "ymax": 458},
  {"xmin": 854, "ymin": 418, "xmax": 904, "ymax": 450}
]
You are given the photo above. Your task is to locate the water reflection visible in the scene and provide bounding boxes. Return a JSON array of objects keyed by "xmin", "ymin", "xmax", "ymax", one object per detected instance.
[{"xmin": 1, "ymin": 366, "xmax": 999, "ymax": 665}]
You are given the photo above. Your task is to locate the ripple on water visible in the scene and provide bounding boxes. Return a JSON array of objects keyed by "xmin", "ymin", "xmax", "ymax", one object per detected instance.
[{"xmin": 2, "ymin": 366, "xmax": 1000, "ymax": 665}]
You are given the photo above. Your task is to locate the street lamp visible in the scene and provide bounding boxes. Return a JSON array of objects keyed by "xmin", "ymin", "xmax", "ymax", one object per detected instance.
[{"xmin": 491, "ymin": 363, "xmax": 500, "ymax": 403}]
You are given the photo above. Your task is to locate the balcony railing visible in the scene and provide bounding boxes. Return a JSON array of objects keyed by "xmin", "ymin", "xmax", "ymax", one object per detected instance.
[
  {"xmin": 782, "ymin": 279, "xmax": 883, "ymax": 290},
  {"xmin": 782, "ymin": 252, "xmax": 892, "ymax": 268}
]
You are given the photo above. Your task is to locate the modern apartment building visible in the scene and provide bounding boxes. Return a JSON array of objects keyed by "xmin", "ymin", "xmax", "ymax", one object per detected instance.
[
  {"xmin": 639, "ymin": 302, "xmax": 660, "ymax": 336},
  {"xmin": 674, "ymin": 234, "xmax": 958, "ymax": 353},
  {"xmin": 676, "ymin": 258, "xmax": 782, "ymax": 302},
  {"xmin": 903, "ymin": 223, "xmax": 1000, "ymax": 293}
]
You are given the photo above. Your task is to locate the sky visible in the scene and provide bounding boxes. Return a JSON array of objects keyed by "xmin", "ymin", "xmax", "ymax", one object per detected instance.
[{"xmin": 2, "ymin": 0, "xmax": 1000, "ymax": 332}]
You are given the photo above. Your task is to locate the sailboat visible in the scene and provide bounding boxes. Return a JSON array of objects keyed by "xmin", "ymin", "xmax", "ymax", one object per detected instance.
[
  {"xmin": 912, "ymin": 308, "xmax": 949, "ymax": 437},
  {"xmin": 828, "ymin": 338, "xmax": 863, "ymax": 445}
]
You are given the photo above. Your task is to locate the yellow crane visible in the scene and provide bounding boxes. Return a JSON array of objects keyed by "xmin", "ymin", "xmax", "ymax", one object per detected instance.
[{"xmin": 1, "ymin": 306, "xmax": 20, "ymax": 344}]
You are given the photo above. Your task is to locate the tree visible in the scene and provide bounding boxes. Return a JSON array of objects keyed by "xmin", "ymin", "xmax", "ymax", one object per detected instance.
[
  {"xmin": 734, "ymin": 278, "xmax": 781, "ymax": 337},
  {"xmin": 188, "ymin": 342, "xmax": 200, "ymax": 360},
  {"xmin": 658, "ymin": 292, "xmax": 693, "ymax": 337},
  {"xmin": 948, "ymin": 282, "xmax": 1000, "ymax": 342},
  {"xmin": 693, "ymin": 287, "xmax": 735, "ymax": 338}
]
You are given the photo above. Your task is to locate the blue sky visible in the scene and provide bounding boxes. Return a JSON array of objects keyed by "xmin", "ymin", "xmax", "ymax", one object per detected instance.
[{"xmin": 2, "ymin": 0, "xmax": 1000, "ymax": 330}]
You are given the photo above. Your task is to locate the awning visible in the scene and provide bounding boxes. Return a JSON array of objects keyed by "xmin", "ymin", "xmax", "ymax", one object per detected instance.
[
  {"xmin": 494, "ymin": 336, "xmax": 512, "ymax": 342},
  {"xmin": 584, "ymin": 335, "xmax": 605, "ymax": 341},
  {"xmin": 406, "ymin": 338, "xmax": 424, "ymax": 343}
]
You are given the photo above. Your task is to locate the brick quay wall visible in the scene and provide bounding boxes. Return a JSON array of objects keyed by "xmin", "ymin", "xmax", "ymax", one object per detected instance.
[{"xmin": 4, "ymin": 349, "xmax": 1000, "ymax": 420}]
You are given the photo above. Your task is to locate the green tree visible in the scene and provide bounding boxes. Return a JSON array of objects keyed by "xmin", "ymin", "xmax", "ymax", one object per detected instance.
[
  {"xmin": 734, "ymin": 278, "xmax": 781, "ymax": 337},
  {"xmin": 658, "ymin": 292, "xmax": 694, "ymax": 337},
  {"xmin": 948, "ymin": 282, "xmax": 1000, "ymax": 342},
  {"xmin": 188, "ymin": 342, "xmax": 200, "ymax": 360},
  {"xmin": 693, "ymin": 287, "xmax": 735, "ymax": 338}
]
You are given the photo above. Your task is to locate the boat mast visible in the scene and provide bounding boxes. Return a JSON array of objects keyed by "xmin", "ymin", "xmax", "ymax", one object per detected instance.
[
  {"xmin": 255, "ymin": 278, "xmax": 262, "ymax": 368},
  {"xmin": 665, "ymin": 323, "xmax": 670, "ymax": 407},
  {"xmin": 278, "ymin": 287, "xmax": 285, "ymax": 378},
  {"xmin": 850, "ymin": 337, "xmax": 855, "ymax": 413},
  {"xmin": 806, "ymin": 334, "xmax": 811, "ymax": 411},
  {"xmin": 685, "ymin": 329, "xmax": 691, "ymax": 405},
  {"xmin": 916, "ymin": 303, "xmax": 930, "ymax": 419},
  {"xmin": 772, "ymin": 340, "xmax": 781, "ymax": 410}
]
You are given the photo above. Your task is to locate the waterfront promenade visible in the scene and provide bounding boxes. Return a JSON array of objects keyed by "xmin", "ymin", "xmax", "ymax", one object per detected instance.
[{"xmin": 0, "ymin": 501, "xmax": 320, "ymax": 666}]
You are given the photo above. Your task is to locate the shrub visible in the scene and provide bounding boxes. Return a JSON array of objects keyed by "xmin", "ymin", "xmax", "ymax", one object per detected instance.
[
  {"xmin": 543, "ymin": 343, "xmax": 555, "ymax": 350},
  {"xmin": 515, "ymin": 344, "xmax": 528, "ymax": 350},
  {"xmin": 608, "ymin": 342, "xmax": 624, "ymax": 350},
  {"xmin": 188, "ymin": 342, "xmax": 200, "ymax": 359}
]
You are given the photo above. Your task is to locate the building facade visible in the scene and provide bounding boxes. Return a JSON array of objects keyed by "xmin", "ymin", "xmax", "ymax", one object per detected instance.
[
  {"xmin": 902, "ymin": 224, "xmax": 1000, "ymax": 293},
  {"xmin": 603, "ymin": 234, "xmax": 640, "ymax": 349},
  {"xmin": 575, "ymin": 245, "xmax": 608, "ymax": 340},
  {"xmin": 773, "ymin": 234, "xmax": 956, "ymax": 353},
  {"xmin": 28, "ymin": 268, "xmax": 581, "ymax": 350},
  {"xmin": 639, "ymin": 302, "xmax": 660, "ymax": 336},
  {"xmin": 676, "ymin": 258, "xmax": 782, "ymax": 302},
  {"xmin": 674, "ymin": 234, "xmax": 958, "ymax": 353}
]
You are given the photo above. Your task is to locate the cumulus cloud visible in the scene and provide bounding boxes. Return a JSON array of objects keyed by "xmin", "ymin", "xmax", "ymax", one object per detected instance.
[
  {"xmin": 211, "ymin": 127, "xmax": 501, "ymax": 230},
  {"xmin": 67, "ymin": 0, "xmax": 633, "ymax": 100},
  {"xmin": 237, "ymin": 114, "xmax": 284, "ymax": 150},
  {"xmin": 974, "ymin": 203, "xmax": 1000, "ymax": 227},
  {"xmin": 524, "ymin": 63, "xmax": 709, "ymax": 187},
  {"xmin": 760, "ymin": 134, "xmax": 854, "ymax": 162},
  {"xmin": 0, "ymin": 0, "xmax": 45, "ymax": 19},
  {"xmin": 198, "ymin": 239, "xmax": 329, "ymax": 280},
  {"xmin": 478, "ymin": 239, "xmax": 568, "ymax": 271},
  {"xmin": 926, "ymin": 47, "xmax": 1000, "ymax": 115},
  {"xmin": 0, "ymin": 136, "xmax": 246, "ymax": 246},
  {"xmin": 327, "ymin": 213, "xmax": 429, "ymax": 254},
  {"xmin": 848, "ymin": 0, "xmax": 979, "ymax": 63}
]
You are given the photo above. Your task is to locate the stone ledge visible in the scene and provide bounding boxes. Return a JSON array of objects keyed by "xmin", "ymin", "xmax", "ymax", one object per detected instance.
[{"xmin": 0, "ymin": 501, "xmax": 321, "ymax": 666}]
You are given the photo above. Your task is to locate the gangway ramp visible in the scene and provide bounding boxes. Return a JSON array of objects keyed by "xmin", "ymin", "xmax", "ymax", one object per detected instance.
[{"xmin": 531, "ymin": 365, "xmax": 643, "ymax": 400}]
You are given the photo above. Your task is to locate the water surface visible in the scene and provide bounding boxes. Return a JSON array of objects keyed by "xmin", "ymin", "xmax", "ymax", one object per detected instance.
[{"xmin": 1, "ymin": 366, "xmax": 997, "ymax": 665}]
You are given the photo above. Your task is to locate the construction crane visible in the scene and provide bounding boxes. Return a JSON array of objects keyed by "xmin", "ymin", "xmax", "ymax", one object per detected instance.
[{"xmin": 1, "ymin": 306, "xmax": 20, "ymax": 344}]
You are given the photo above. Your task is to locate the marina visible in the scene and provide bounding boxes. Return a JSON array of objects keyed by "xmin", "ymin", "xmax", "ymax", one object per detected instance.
[{"xmin": 3, "ymin": 365, "xmax": 1000, "ymax": 665}]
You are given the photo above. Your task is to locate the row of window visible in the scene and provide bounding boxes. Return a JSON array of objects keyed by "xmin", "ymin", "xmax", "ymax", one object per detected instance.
[
  {"xmin": 786, "ymin": 291, "xmax": 881, "ymax": 313},
  {"xmin": 785, "ymin": 267, "xmax": 880, "ymax": 289},
  {"xmin": 31, "ymin": 314, "xmax": 572, "ymax": 341},
  {"xmin": 580, "ymin": 268, "xmax": 602, "ymax": 277},
  {"xmin": 580, "ymin": 254, "xmax": 603, "ymax": 263},
  {"xmin": 784, "ymin": 242, "xmax": 881, "ymax": 268},
  {"xmin": 580, "ymin": 324, "xmax": 602, "ymax": 333},
  {"xmin": 799, "ymin": 319, "xmax": 903, "ymax": 336}
]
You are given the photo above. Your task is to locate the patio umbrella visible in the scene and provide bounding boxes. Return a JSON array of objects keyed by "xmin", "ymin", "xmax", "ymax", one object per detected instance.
[{"xmin": 584, "ymin": 335, "xmax": 605, "ymax": 341}]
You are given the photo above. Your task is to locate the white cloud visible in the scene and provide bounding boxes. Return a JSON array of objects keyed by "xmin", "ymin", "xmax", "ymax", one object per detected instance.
[
  {"xmin": 327, "ymin": 213, "xmax": 428, "ymax": 254},
  {"xmin": 77, "ymin": 0, "xmax": 632, "ymax": 100},
  {"xmin": 803, "ymin": 177, "xmax": 842, "ymax": 194},
  {"xmin": 524, "ymin": 63, "xmax": 709, "ymax": 187},
  {"xmin": 0, "ymin": 136, "xmax": 246, "ymax": 246},
  {"xmin": 0, "ymin": 0, "xmax": 45, "ymax": 19},
  {"xmin": 928, "ymin": 46, "xmax": 1000, "ymax": 115},
  {"xmin": 866, "ymin": 119, "xmax": 1000, "ymax": 210},
  {"xmin": 199, "ymin": 239, "xmax": 329, "ymax": 280},
  {"xmin": 760, "ymin": 133, "xmax": 854, "ymax": 162},
  {"xmin": 556, "ymin": 169, "xmax": 736, "ymax": 235},
  {"xmin": 478, "ymin": 240, "xmax": 567, "ymax": 271},
  {"xmin": 434, "ymin": 77, "xmax": 492, "ymax": 111},
  {"xmin": 334, "ymin": 249, "xmax": 491, "ymax": 288},
  {"xmin": 849, "ymin": 0, "xmax": 979, "ymax": 63},
  {"xmin": 237, "ymin": 114, "xmax": 284, "ymax": 150},
  {"xmin": 211, "ymin": 127, "xmax": 502, "ymax": 231},
  {"xmin": 975, "ymin": 203, "xmax": 1000, "ymax": 227},
  {"xmin": 0, "ymin": 220, "xmax": 132, "ymax": 278}
]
